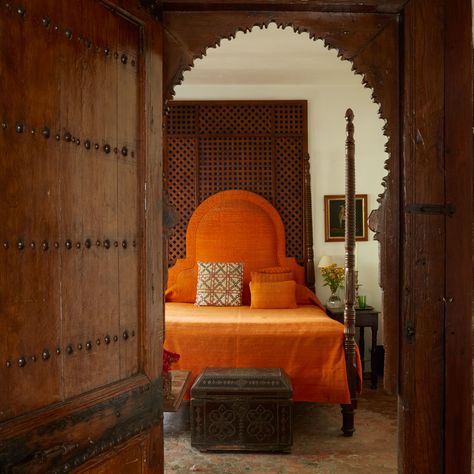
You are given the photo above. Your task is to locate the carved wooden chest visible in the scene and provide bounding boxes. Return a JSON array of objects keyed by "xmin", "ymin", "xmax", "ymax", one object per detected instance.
[{"xmin": 190, "ymin": 368, "xmax": 293, "ymax": 452}]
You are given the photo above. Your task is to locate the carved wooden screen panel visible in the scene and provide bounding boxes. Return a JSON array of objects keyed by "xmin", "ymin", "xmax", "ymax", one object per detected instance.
[
  {"xmin": 166, "ymin": 100, "xmax": 308, "ymax": 267},
  {"xmin": 0, "ymin": 0, "xmax": 140, "ymax": 420}
]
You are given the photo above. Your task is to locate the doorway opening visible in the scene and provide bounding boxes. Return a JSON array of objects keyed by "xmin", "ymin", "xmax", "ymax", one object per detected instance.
[{"xmin": 163, "ymin": 23, "xmax": 395, "ymax": 472}]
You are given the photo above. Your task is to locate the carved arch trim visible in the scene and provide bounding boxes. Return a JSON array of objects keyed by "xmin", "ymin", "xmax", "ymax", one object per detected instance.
[{"xmin": 162, "ymin": 10, "xmax": 399, "ymax": 211}]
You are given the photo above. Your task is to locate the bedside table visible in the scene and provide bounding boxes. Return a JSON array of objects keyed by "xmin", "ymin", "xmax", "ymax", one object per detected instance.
[{"xmin": 325, "ymin": 306, "xmax": 379, "ymax": 389}]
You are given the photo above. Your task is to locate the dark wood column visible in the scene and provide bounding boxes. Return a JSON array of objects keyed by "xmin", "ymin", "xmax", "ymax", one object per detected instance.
[
  {"xmin": 444, "ymin": 0, "xmax": 472, "ymax": 472},
  {"xmin": 400, "ymin": 0, "xmax": 472, "ymax": 472}
]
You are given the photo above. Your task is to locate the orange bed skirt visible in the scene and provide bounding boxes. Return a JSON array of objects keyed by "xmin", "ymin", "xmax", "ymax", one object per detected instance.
[{"xmin": 165, "ymin": 303, "xmax": 362, "ymax": 404}]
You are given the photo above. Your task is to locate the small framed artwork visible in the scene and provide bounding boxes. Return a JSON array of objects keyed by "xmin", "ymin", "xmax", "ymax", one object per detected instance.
[{"xmin": 324, "ymin": 194, "xmax": 368, "ymax": 242}]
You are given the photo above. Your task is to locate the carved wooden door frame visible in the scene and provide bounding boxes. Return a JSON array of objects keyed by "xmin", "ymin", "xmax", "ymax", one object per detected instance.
[{"xmin": 154, "ymin": 1, "xmax": 472, "ymax": 472}]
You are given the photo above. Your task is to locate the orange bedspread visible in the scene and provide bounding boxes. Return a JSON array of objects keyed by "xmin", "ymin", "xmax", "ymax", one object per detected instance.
[{"xmin": 165, "ymin": 302, "xmax": 361, "ymax": 404}]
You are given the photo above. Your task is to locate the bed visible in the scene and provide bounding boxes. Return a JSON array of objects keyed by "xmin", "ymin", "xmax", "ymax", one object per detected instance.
[{"xmin": 164, "ymin": 109, "xmax": 360, "ymax": 435}]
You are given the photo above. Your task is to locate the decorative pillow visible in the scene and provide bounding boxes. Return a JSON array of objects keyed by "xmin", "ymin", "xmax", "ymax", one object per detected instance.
[
  {"xmin": 250, "ymin": 280, "xmax": 297, "ymax": 309},
  {"xmin": 195, "ymin": 262, "xmax": 244, "ymax": 306},
  {"xmin": 295, "ymin": 284, "xmax": 324, "ymax": 309},
  {"xmin": 251, "ymin": 267, "xmax": 294, "ymax": 283},
  {"xmin": 165, "ymin": 269, "xmax": 197, "ymax": 303}
]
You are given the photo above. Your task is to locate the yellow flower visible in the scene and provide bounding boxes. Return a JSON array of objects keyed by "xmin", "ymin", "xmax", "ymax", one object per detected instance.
[{"xmin": 320, "ymin": 263, "xmax": 345, "ymax": 293}]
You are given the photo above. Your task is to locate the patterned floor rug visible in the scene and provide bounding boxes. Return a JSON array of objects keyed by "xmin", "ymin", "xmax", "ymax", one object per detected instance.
[{"xmin": 164, "ymin": 382, "xmax": 397, "ymax": 473}]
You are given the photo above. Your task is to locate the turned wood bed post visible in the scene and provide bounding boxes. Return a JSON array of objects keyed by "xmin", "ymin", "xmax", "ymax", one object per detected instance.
[
  {"xmin": 341, "ymin": 108, "xmax": 358, "ymax": 436},
  {"xmin": 303, "ymin": 152, "xmax": 315, "ymax": 292}
]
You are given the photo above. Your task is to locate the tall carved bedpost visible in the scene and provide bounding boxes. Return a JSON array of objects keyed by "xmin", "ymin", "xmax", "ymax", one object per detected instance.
[
  {"xmin": 303, "ymin": 152, "xmax": 315, "ymax": 292},
  {"xmin": 341, "ymin": 108, "xmax": 358, "ymax": 436}
]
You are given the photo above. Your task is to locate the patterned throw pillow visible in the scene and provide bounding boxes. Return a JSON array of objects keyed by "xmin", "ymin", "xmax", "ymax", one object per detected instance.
[{"xmin": 196, "ymin": 262, "xmax": 244, "ymax": 306}]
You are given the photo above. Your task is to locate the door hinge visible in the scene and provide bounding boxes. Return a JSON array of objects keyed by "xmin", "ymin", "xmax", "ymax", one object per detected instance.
[{"xmin": 405, "ymin": 203, "xmax": 455, "ymax": 216}]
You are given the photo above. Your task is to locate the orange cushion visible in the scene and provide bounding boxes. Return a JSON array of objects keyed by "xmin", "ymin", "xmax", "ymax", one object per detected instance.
[
  {"xmin": 251, "ymin": 267, "xmax": 293, "ymax": 283},
  {"xmin": 295, "ymin": 284, "xmax": 324, "ymax": 309},
  {"xmin": 165, "ymin": 267, "xmax": 197, "ymax": 303},
  {"xmin": 250, "ymin": 280, "xmax": 297, "ymax": 309},
  {"xmin": 258, "ymin": 266, "xmax": 293, "ymax": 274}
]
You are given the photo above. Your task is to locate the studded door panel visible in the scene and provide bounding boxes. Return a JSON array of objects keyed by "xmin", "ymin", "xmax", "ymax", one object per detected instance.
[{"xmin": 0, "ymin": 0, "xmax": 140, "ymax": 419}]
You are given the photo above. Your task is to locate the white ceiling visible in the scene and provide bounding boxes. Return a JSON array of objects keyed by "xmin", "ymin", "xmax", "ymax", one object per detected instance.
[{"xmin": 181, "ymin": 23, "xmax": 363, "ymax": 87}]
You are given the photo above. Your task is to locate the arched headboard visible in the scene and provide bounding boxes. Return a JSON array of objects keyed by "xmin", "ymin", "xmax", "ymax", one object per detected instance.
[{"xmin": 166, "ymin": 190, "xmax": 305, "ymax": 304}]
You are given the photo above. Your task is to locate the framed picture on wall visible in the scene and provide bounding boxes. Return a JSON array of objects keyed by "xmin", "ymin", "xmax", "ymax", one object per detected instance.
[{"xmin": 324, "ymin": 194, "xmax": 368, "ymax": 242}]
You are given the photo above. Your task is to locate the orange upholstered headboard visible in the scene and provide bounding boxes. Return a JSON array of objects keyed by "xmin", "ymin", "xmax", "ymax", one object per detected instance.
[{"xmin": 166, "ymin": 190, "xmax": 305, "ymax": 304}]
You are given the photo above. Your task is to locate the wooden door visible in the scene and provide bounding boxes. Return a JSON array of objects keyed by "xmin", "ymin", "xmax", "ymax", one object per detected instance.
[{"xmin": 0, "ymin": 1, "xmax": 164, "ymax": 472}]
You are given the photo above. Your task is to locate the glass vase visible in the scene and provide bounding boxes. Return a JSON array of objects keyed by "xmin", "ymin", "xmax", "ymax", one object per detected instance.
[{"xmin": 327, "ymin": 290, "xmax": 343, "ymax": 310}]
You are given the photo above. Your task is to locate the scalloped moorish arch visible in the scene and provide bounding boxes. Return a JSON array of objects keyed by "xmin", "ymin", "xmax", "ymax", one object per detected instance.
[{"xmin": 162, "ymin": 10, "xmax": 400, "ymax": 393}]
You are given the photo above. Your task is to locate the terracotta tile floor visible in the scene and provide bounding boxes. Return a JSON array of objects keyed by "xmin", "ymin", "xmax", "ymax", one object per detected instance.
[{"xmin": 164, "ymin": 381, "xmax": 398, "ymax": 473}]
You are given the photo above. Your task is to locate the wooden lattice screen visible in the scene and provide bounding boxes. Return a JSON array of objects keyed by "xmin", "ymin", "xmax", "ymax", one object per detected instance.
[{"xmin": 165, "ymin": 100, "xmax": 308, "ymax": 267}]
